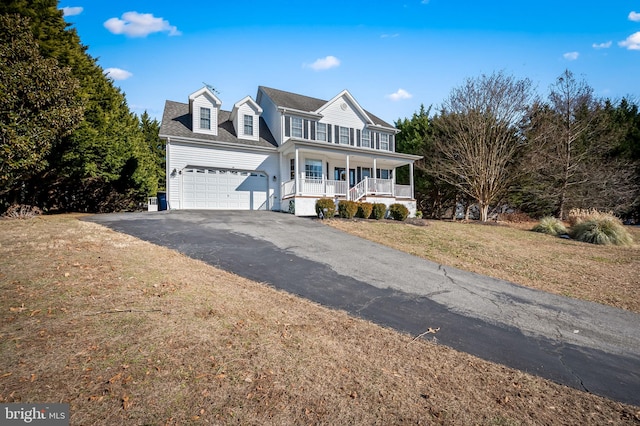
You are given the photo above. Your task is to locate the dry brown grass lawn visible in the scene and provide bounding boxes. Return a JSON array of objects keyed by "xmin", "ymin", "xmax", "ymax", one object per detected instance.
[
  {"xmin": 1, "ymin": 215, "xmax": 639, "ymax": 425},
  {"xmin": 326, "ymin": 218, "xmax": 640, "ymax": 314}
]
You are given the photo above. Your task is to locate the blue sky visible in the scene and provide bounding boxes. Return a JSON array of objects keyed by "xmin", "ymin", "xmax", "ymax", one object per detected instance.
[{"xmin": 59, "ymin": 1, "xmax": 640, "ymax": 124}]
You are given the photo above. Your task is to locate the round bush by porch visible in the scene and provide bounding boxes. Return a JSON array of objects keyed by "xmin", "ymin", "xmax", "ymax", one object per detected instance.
[
  {"xmin": 389, "ymin": 203, "xmax": 409, "ymax": 221},
  {"xmin": 338, "ymin": 200, "xmax": 358, "ymax": 219},
  {"xmin": 315, "ymin": 198, "xmax": 336, "ymax": 219}
]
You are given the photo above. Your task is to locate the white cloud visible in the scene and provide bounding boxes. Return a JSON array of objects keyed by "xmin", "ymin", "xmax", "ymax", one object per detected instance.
[
  {"xmin": 104, "ymin": 68, "xmax": 133, "ymax": 80},
  {"xmin": 381, "ymin": 33, "xmax": 400, "ymax": 38},
  {"xmin": 104, "ymin": 12, "xmax": 181, "ymax": 37},
  {"xmin": 629, "ymin": 11, "xmax": 640, "ymax": 22},
  {"xmin": 592, "ymin": 41, "xmax": 612, "ymax": 49},
  {"xmin": 386, "ymin": 88, "xmax": 413, "ymax": 101},
  {"xmin": 563, "ymin": 51, "xmax": 579, "ymax": 61},
  {"xmin": 304, "ymin": 55, "xmax": 341, "ymax": 71},
  {"xmin": 619, "ymin": 32, "xmax": 640, "ymax": 50},
  {"xmin": 61, "ymin": 6, "xmax": 83, "ymax": 17}
]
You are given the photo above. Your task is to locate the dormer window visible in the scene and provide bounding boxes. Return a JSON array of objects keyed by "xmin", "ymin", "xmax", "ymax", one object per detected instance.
[
  {"xmin": 243, "ymin": 114, "xmax": 253, "ymax": 136},
  {"xmin": 200, "ymin": 107, "xmax": 211, "ymax": 130}
]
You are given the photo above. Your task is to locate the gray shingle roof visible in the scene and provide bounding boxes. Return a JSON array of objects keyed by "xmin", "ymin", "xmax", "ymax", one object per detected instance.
[
  {"xmin": 258, "ymin": 86, "xmax": 394, "ymax": 128},
  {"xmin": 159, "ymin": 100, "xmax": 277, "ymax": 149}
]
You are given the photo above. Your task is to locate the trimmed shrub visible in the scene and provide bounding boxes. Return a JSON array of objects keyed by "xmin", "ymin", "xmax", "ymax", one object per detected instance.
[
  {"xmin": 371, "ymin": 203, "xmax": 387, "ymax": 220},
  {"xmin": 569, "ymin": 215, "xmax": 633, "ymax": 246},
  {"xmin": 315, "ymin": 198, "xmax": 336, "ymax": 219},
  {"xmin": 532, "ymin": 217, "xmax": 567, "ymax": 236},
  {"xmin": 356, "ymin": 202, "xmax": 373, "ymax": 219},
  {"xmin": 338, "ymin": 200, "xmax": 358, "ymax": 219},
  {"xmin": 415, "ymin": 210, "xmax": 423, "ymax": 219},
  {"xmin": 389, "ymin": 203, "xmax": 409, "ymax": 221}
]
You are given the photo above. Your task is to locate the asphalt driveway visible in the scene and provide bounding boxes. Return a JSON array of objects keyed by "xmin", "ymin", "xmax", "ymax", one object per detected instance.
[{"xmin": 85, "ymin": 210, "xmax": 640, "ymax": 406}]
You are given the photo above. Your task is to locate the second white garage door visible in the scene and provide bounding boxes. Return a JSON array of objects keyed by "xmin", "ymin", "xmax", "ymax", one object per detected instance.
[{"xmin": 182, "ymin": 167, "xmax": 268, "ymax": 210}]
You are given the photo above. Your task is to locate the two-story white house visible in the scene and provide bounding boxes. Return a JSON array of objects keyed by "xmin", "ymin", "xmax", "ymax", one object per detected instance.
[{"xmin": 159, "ymin": 86, "xmax": 422, "ymax": 216}]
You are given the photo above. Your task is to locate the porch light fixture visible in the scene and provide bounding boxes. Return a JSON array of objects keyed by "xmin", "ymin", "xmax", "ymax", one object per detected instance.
[
  {"xmin": 171, "ymin": 168, "xmax": 177, "ymax": 177},
  {"xmin": 272, "ymin": 175, "xmax": 277, "ymax": 181}
]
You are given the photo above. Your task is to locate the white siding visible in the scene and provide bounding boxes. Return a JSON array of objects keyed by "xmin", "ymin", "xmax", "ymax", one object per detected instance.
[
  {"xmin": 191, "ymin": 95, "xmax": 218, "ymax": 136},
  {"xmin": 257, "ymin": 91, "xmax": 282, "ymax": 145},
  {"xmin": 235, "ymin": 103, "xmax": 260, "ymax": 141},
  {"xmin": 320, "ymin": 96, "xmax": 367, "ymax": 130},
  {"xmin": 167, "ymin": 141, "xmax": 279, "ymax": 210}
]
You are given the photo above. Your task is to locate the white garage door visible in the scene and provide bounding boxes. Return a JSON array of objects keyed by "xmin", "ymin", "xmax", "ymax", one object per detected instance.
[{"xmin": 182, "ymin": 167, "xmax": 268, "ymax": 210}]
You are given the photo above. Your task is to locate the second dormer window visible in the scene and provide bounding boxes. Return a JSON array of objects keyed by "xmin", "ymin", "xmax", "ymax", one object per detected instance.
[
  {"xmin": 200, "ymin": 107, "xmax": 211, "ymax": 130},
  {"xmin": 243, "ymin": 114, "xmax": 253, "ymax": 136}
]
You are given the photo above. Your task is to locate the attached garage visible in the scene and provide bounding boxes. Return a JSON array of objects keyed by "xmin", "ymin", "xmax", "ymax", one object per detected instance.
[{"xmin": 182, "ymin": 167, "xmax": 268, "ymax": 210}]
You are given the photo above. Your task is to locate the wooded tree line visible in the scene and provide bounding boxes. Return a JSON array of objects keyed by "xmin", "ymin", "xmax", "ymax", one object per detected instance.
[
  {"xmin": 396, "ymin": 71, "xmax": 640, "ymax": 222},
  {"xmin": 0, "ymin": 2, "xmax": 165, "ymax": 213}
]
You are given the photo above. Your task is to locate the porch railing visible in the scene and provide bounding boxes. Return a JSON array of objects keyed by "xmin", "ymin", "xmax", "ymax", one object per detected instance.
[{"xmin": 281, "ymin": 178, "xmax": 413, "ymax": 200}]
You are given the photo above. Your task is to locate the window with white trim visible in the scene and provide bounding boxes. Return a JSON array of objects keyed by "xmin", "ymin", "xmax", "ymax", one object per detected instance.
[
  {"xmin": 243, "ymin": 114, "xmax": 253, "ymax": 136},
  {"xmin": 380, "ymin": 133, "xmax": 389, "ymax": 150},
  {"xmin": 290, "ymin": 158, "xmax": 295, "ymax": 179},
  {"xmin": 377, "ymin": 169, "xmax": 392, "ymax": 179},
  {"xmin": 316, "ymin": 123, "xmax": 327, "ymax": 141},
  {"xmin": 200, "ymin": 107, "xmax": 211, "ymax": 130},
  {"xmin": 292, "ymin": 117, "xmax": 303, "ymax": 138},
  {"xmin": 305, "ymin": 159, "xmax": 323, "ymax": 180},
  {"xmin": 339, "ymin": 126, "xmax": 349, "ymax": 145},
  {"xmin": 361, "ymin": 130, "xmax": 371, "ymax": 148}
]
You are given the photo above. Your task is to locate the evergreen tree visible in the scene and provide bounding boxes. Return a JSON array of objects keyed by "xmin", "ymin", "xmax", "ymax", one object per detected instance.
[
  {"xmin": 0, "ymin": 0, "xmax": 159, "ymax": 212},
  {"xmin": 0, "ymin": 14, "xmax": 83, "ymax": 204}
]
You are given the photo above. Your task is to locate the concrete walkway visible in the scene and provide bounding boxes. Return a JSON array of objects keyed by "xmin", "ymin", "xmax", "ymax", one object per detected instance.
[{"xmin": 85, "ymin": 210, "xmax": 640, "ymax": 406}]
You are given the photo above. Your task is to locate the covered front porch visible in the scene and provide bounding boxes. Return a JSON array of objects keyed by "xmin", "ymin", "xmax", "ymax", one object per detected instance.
[{"xmin": 278, "ymin": 139, "xmax": 421, "ymax": 215}]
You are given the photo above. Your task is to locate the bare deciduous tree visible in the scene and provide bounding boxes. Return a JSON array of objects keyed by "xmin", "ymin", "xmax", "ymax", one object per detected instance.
[
  {"xmin": 524, "ymin": 70, "xmax": 637, "ymax": 218},
  {"xmin": 430, "ymin": 72, "xmax": 534, "ymax": 221}
]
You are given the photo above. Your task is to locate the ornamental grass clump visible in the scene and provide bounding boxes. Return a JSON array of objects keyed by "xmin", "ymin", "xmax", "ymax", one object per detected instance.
[
  {"xmin": 569, "ymin": 214, "xmax": 633, "ymax": 246},
  {"xmin": 532, "ymin": 217, "xmax": 567, "ymax": 236}
]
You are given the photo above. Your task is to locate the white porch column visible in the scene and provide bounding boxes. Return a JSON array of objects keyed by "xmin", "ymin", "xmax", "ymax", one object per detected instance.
[
  {"xmin": 373, "ymin": 158, "xmax": 377, "ymax": 180},
  {"xmin": 410, "ymin": 162, "xmax": 415, "ymax": 199},
  {"xmin": 295, "ymin": 146, "xmax": 300, "ymax": 195},
  {"xmin": 346, "ymin": 154, "xmax": 350, "ymax": 201}
]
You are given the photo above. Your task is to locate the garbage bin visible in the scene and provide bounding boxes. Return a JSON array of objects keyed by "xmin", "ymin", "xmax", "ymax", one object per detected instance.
[{"xmin": 157, "ymin": 192, "xmax": 167, "ymax": 211}]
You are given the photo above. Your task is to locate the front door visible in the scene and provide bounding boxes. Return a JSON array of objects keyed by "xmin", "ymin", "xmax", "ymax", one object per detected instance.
[{"xmin": 349, "ymin": 169, "xmax": 356, "ymax": 188}]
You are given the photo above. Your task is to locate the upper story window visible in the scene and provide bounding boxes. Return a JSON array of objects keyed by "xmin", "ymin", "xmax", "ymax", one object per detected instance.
[
  {"xmin": 292, "ymin": 117, "xmax": 303, "ymax": 138},
  {"xmin": 200, "ymin": 107, "xmax": 211, "ymax": 130},
  {"xmin": 339, "ymin": 127, "xmax": 350, "ymax": 145},
  {"xmin": 305, "ymin": 159, "xmax": 323, "ymax": 180},
  {"xmin": 243, "ymin": 114, "xmax": 253, "ymax": 136},
  {"xmin": 380, "ymin": 133, "xmax": 389, "ymax": 151},
  {"xmin": 361, "ymin": 130, "xmax": 371, "ymax": 148},
  {"xmin": 316, "ymin": 123, "xmax": 327, "ymax": 142}
]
